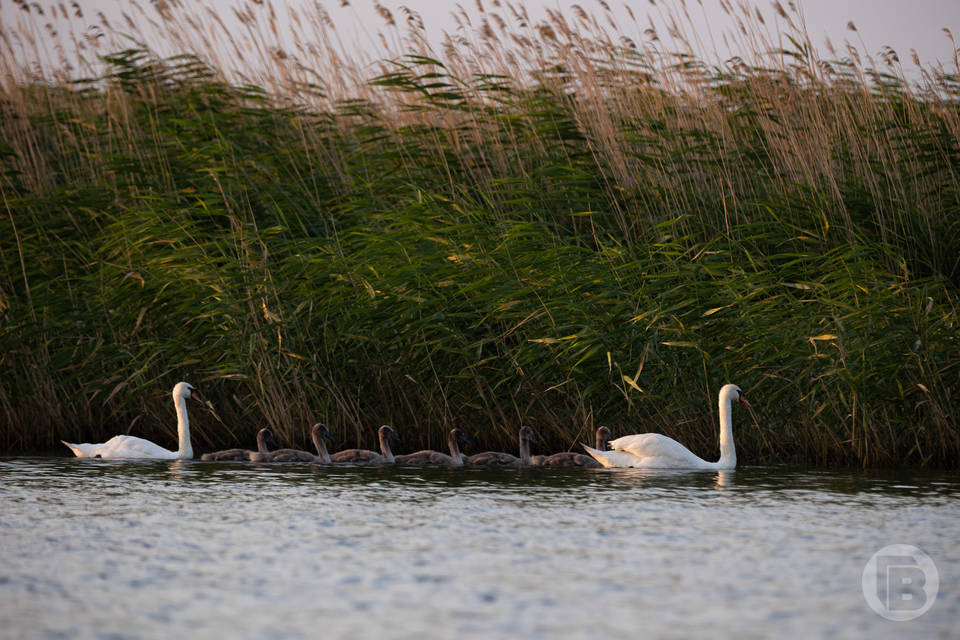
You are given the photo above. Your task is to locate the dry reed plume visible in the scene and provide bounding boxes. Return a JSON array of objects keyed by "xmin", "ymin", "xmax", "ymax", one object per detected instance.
[{"xmin": 0, "ymin": 1, "xmax": 957, "ymax": 466}]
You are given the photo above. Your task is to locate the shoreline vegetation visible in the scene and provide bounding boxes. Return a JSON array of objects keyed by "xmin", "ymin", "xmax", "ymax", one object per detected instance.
[{"xmin": 1, "ymin": 1, "xmax": 957, "ymax": 467}]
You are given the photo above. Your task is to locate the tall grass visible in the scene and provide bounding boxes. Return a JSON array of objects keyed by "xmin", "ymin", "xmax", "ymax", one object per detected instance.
[{"xmin": 0, "ymin": 1, "xmax": 957, "ymax": 466}]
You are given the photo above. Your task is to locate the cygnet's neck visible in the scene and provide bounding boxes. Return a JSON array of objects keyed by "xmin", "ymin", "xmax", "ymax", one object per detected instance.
[
  {"xmin": 595, "ymin": 428, "xmax": 610, "ymax": 450},
  {"xmin": 448, "ymin": 431, "xmax": 464, "ymax": 466},
  {"xmin": 378, "ymin": 428, "xmax": 395, "ymax": 463},
  {"xmin": 313, "ymin": 430, "xmax": 331, "ymax": 463},
  {"xmin": 518, "ymin": 435, "xmax": 532, "ymax": 466}
]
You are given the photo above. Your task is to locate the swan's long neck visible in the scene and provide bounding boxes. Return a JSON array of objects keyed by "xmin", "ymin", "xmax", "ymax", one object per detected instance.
[
  {"xmin": 718, "ymin": 394, "xmax": 736, "ymax": 468},
  {"xmin": 378, "ymin": 429, "xmax": 395, "ymax": 463},
  {"xmin": 519, "ymin": 435, "xmax": 531, "ymax": 466},
  {"xmin": 256, "ymin": 431, "xmax": 269, "ymax": 453},
  {"xmin": 313, "ymin": 431, "xmax": 331, "ymax": 463},
  {"xmin": 448, "ymin": 431, "xmax": 463, "ymax": 466},
  {"xmin": 174, "ymin": 393, "xmax": 193, "ymax": 459}
]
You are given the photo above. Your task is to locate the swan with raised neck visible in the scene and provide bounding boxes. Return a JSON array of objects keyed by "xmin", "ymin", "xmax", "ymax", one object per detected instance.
[
  {"xmin": 202, "ymin": 427, "xmax": 278, "ymax": 461},
  {"xmin": 396, "ymin": 428, "xmax": 470, "ymax": 466},
  {"xmin": 62, "ymin": 382, "xmax": 203, "ymax": 459},
  {"xmin": 583, "ymin": 384, "xmax": 750, "ymax": 469},
  {"xmin": 330, "ymin": 425, "xmax": 399, "ymax": 464}
]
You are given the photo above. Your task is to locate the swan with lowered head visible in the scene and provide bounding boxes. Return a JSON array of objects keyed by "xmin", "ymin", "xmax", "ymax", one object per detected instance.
[
  {"xmin": 62, "ymin": 381, "xmax": 203, "ymax": 459},
  {"xmin": 535, "ymin": 426, "xmax": 611, "ymax": 468},
  {"xmin": 583, "ymin": 384, "xmax": 751, "ymax": 469},
  {"xmin": 329, "ymin": 425, "xmax": 399, "ymax": 464},
  {"xmin": 201, "ymin": 427, "xmax": 278, "ymax": 461},
  {"xmin": 252, "ymin": 423, "xmax": 333, "ymax": 463},
  {"xmin": 395, "ymin": 428, "xmax": 470, "ymax": 466},
  {"xmin": 466, "ymin": 426, "xmax": 537, "ymax": 467}
]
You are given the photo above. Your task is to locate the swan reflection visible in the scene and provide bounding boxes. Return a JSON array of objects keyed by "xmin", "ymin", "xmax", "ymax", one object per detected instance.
[{"xmin": 714, "ymin": 470, "xmax": 733, "ymax": 489}]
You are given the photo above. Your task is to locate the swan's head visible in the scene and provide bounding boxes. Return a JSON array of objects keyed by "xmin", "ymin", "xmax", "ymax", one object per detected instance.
[
  {"xmin": 519, "ymin": 425, "xmax": 538, "ymax": 445},
  {"xmin": 312, "ymin": 423, "xmax": 333, "ymax": 441},
  {"xmin": 451, "ymin": 428, "xmax": 471, "ymax": 446},
  {"xmin": 174, "ymin": 381, "xmax": 202, "ymax": 404},
  {"xmin": 720, "ymin": 383, "xmax": 751, "ymax": 408},
  {"xmin": 258, "ymin": 428, "xmax": 280, "ymax": 449},
  {"xmin": 379, "ymin": 425, "xmax": 400, "ymax": 443}
]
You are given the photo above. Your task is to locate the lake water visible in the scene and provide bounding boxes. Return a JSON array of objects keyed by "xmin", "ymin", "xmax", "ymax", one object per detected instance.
[{"xmin": 1, "ymin": 458, "xmax": 957, "ymax": 639}]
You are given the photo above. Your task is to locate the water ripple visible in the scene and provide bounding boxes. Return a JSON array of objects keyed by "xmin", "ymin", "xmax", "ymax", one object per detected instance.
[{"xmin": 0, "ymin": 458, "xmax": 957, "ymax": 639}]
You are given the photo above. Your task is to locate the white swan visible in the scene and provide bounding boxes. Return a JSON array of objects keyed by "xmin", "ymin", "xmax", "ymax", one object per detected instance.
[
  {"xmin": 62, "ymin": 381, "xmax": 202, "ymax": 459},
  {"xmin": 583, "ymin": 384, "xmax": 751, "ymax": 470}
]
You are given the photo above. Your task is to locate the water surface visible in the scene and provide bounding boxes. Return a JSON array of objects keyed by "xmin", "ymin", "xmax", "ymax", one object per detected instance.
[{"xmin": 1, "ymin": 458, "xmax": 957, "ymax": 639}]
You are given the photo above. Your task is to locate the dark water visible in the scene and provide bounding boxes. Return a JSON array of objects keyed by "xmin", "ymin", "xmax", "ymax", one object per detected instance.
[{"xmin": 0, "ymin": 458, "xmax": 957, "ymax": 639}]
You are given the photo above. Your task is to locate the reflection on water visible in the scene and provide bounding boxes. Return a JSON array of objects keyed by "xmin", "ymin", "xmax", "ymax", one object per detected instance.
[{"xmin": 1, "ymin": 458, "xmax": 957, "ymax": 639}]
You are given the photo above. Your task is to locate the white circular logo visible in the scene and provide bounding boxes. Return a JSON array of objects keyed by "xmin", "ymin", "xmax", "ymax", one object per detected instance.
[{"xmin": 862, "ymin": 544, "xmax": 938, "ymax": 621}]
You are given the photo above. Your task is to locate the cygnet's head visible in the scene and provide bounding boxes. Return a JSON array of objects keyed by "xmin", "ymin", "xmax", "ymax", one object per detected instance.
[
  {"xmin": 312, "ymin": 423, "xmax": 333, "ymax": 441},
  {"xmin": 519, "ymin": 425, "xmax": 537, "ymax": 444},
  {"xmin": 379, "ymin": 425, "xmax": 400, "ymax": 442},
  {"xmin": 596, "ymin": 425, "xmax": 612, "ymax": 447},
  {"xmin": 258, "ymin": 427, "xmax": 280, "ymax": 449},
  {"xmin": 451, "ymin": 428, "xmax": 471, "ymax": 446}
]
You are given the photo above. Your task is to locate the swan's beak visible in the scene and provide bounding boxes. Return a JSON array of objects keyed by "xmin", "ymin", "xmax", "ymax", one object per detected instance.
[
  {"xmin": 739, "ymin": 395, "xmax": 752, "ymax": 408},
  {"xmin": 190, "ymin": 390, "xmax": 203, "ymax": 404}
]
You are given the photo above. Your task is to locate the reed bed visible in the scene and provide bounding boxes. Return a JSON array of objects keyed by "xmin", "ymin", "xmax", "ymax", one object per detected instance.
[{"xmin": 0, "ymin": 1, "xmax": 957, "ymax": 466}]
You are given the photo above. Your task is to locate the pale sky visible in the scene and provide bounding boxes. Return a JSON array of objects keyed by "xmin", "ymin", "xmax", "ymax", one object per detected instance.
[
  {"xmin": 781, "ymin": 0, "xmax": 958, "ymax": 66},
  {"xmin": 304, "ymin": 0, "xmax": 960, "ymax": 69},
  {"xmin": 324, "ymin": 0, "xmax": 959, "ymax": 68},
  {"xmin": 2, "ymin": 0, "xmax": 958, "ymax": 78}
]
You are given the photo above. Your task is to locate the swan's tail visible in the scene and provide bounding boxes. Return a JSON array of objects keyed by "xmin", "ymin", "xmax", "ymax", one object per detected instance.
[
  {"xmin": 61, "ymin": 440, "xmax": 93, "ymax": 458},
  {"xmin": 582, "ymin": 444, "xmax": 640, "ymax": 468},
  {"xmin": 582, "ymin": 444, "xmax": 616, "ymax": 468}
]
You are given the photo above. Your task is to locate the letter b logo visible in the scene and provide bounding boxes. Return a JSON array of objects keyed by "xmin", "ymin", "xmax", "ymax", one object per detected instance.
[{"xmin": 863, "ymin": 544, "xmax": 938, "ymax": 621}]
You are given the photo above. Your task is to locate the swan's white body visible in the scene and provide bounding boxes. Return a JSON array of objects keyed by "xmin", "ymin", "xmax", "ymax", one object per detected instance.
[
  {"xmin": 62, "ymin": 382, "xmax": 201, "ymax": 460},
  {"xmin": 584, "ymin": 384, "xmax": 750, "ymax": 470}
]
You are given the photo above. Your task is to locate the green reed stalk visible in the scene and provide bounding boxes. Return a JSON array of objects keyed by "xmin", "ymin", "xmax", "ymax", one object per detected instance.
[{"xmin": 0, "ymin": 3, "xmax": 957, "ymax": 466}]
